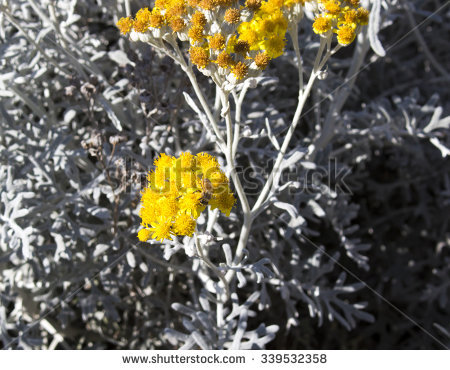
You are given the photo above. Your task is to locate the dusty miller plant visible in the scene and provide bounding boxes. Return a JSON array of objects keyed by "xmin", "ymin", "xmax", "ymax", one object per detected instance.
[{"xmin": 0, "ymin": 0, "xmax": 448, "ymax": 349}]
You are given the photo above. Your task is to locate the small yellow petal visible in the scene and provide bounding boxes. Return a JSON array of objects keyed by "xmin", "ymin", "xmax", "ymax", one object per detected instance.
[{"xmin": 138, "ymin": 228, "xmax": 152, "ymax": 242}]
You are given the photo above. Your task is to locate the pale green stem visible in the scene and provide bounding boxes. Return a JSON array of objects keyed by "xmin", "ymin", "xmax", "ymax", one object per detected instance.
[
  {"xmin": 223, "ymin": 36, "xmax": 331, "ymax": 284},
  {"xmin": 313, "ymin": 37, "xmax": 328, "ymax": 73},
  {"xmin": 124, "ymin": 0, "xmax": 131, "ymax": 16},
  {"xmin": 219, "ymin": 89, "xmax": 234, "ymax": 166},
  {"xmin": 217, "ymin": 87, "xmax": 252, "ymax": 285},
  {"xmin": 169, "ymin": 40, "xmax": 227, "ymax": 150},
  {"xmin": 218, "ymin": 89, "xmax": 251, "ymax": 216},
  {"xmin": 213, "ymin": 85, "xmax": 222, "ymax": 123},
  {"xmin": 311, "ymin": 32, "xmax": 369, "ymax": 159},
  {"xmin": 194, "ymin": 233, "xmax": 230, "ymax": 304},
  {"xmin": 206, "ymin": 208, "xmax": 220, "ymax": 233},
  {"xmin": 231, "ymin": 85, "xmax": 249, "ymax": 158},
  {"xmin": 289, "ymin": 23, "xmax": 304, "ymax": 96},
  {"xmin": 224, "ymin": 213, "xmax": 252, "ymax": 284},
  {"xmin": 251, "ymin": 37, "xmax": 330, "ymax": 214},
  {"xmin": 251, "ymin": 71, "xmax": 319, "ymax": 214}
]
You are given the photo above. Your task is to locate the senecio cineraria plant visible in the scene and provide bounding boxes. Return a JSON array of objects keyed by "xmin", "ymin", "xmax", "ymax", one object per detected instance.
[{"xmin": 117, "ymin": 0, "xmax": 369, "ymax": 336}]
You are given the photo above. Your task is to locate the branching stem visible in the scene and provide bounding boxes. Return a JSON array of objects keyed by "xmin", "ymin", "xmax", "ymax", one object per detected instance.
[{"xmin": 194, "ymin": 233, "xmax": 230, "ymax": 304}]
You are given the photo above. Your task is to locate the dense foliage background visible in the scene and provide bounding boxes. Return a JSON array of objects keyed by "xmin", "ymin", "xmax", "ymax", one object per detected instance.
[{"xmin": 0, "ymin": 0, "xmax": 449, "ymax": 349}]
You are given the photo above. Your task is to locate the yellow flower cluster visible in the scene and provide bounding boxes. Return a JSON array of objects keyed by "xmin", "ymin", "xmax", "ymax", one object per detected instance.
[
  {"xmin": 311, "ymin": 0, "xmax": 369, "ymax": 46},
  {"xmin": 138, "ymin": 152, "xmax": 236, "ymax": 242},
  {"xmin": 116, "ymin": 0, "xmax": 369, "ymax": 83},
  {"xmin": 116, "ymin": 0, "xmax": 294, "ymax": 85},
  {"xmin": 237, "ymin": 1, "xmax": 289, "ymax": 60}
]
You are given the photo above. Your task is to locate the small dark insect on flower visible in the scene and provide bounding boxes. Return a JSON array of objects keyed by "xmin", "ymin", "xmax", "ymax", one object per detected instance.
[{"xmin": 199, "ymin": 177, "xmax": 213, "ymax": 206}]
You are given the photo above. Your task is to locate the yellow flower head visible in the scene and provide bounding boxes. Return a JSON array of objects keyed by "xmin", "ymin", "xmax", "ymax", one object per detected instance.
[
  {"xmin": 239, "ymin": 27, "xmax": 258, "ymax": 46},
  {"xmin": 313, "ymin": 16, "xmax": 332, "ymax": 34},
  {"xmin": 356, "ymin": 7, "xmax": 369, "ymax": 26},
  {"xmin": 209, "ymin": 33, "xmax": 226, "ymax": 50},
  {"xmin": 133, "ymin": 8, "xmax": 152, "ymax": 33},
  {"xmin": 179, "ymin": 151, "xmax": 196, "ymax": 168},
  {"xmin": 232, "ymin": 61, "xmax": 249, "ymax": 80},
  {"xmin": 215, "ymin": 51, "xmax": 236, "ymax": 69},
  {"xmin": 262, "ymin": 35, "xmax": 286, "ymax": 59},
  {"xmin": 157, "ymin": 196, "xmax": 179, "ymax": 218},
  {"xmin": 179, "ymin": 190, "xmax": 204, "ymax": 217},
  {"xmin": 215, "ymin": 0, "xmax": 234, "ymax": 6},
  {"xmin": 343, "ymin": 9, "xmax": 358, "ymax": 26},
  {"xmin": 224, "ymin": 8, "xmax": 241, "ymax": 24},
  {"xmin": 254, "ymin": 52, "xmax": 270, "ymax": 70},
  {"xmin": 149, "ymin": 12, "xmax": 164, "ymax": 28},
  {"xmin": 191, "ymin": 11, "xmax": 207, "ymax": 27},
  {"xmin": 166, "ymin": 4, "xmax": 187, "ymax": 19},
  {"xmin": 154, "ymin": 153, "xmax": 175, "ymax": 169},
  {"xmin": 196, "ymin": 152, "xmax": 219, "ymax": 173},
  {"xmin": 138, "ymin": 228, "xmax": 152, "ymax": 242},
  {"xmin": 173, "ymin": 214, "xmax": 196, "ymax": 236},
  {"xmin": 323, "ymin": 1, "xmax": 342, "ymax": 16},
  {"xmin": 245, "ymin": 0, "xmax": 262, "ymax": 11},
  {"xmin": 209, "ymin": 187, "xmax": 236, "ymax": 216},
  {"xmin": 347, "ymin": 0, "xmax": 360, "ymax": 7},
  {"xmin": 234, "ymin": 40, "xmax": 250, "ymax": 54},
  {"xmin": 187, "ymin": 0, "xmax": 201, "ymax": 6},
  {"xmin": 169, "ymin": 17, "xmax": 186, "ymax": 32},
  {"xmin": 138, "ymin": 152, "xmax": 235, "ymax": 242},
  {"xmin": 149, "ymin": 217, "xmax": 174, "ymax": 241},
  {"xmin": 336, "ymin": 24, "xmax": 356, "ymax": 45},
  {"xmin": 188, "ymin": 25, "xmax": 205, "ymax": 43},
  {"xmin": 189, "ymin": 46, "xmax": 209, "ymax": 68},
  {"xmin": 117, "ymin": 17, "xmax": 133, "ymax": 35},
  {"xmin": 308, "ymin": 0, "xmax": 369, "ymax": 46},
  {"xmin": 199, "ymin": 0, "xmax": 214, "ymax": 10}
]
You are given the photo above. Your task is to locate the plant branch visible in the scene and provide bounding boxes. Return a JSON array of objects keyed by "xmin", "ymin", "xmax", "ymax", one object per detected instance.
[{"xmin": 195, "ymin": 233, "xmax": 230, "ymax": 303}]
